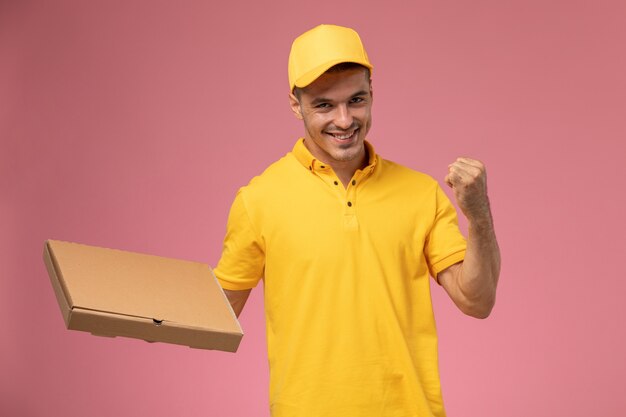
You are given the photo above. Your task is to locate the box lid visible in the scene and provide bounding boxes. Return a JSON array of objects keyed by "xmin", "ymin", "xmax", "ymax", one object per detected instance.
[{"xmin": 44, "ymin": 240, "xmax": 243, "ymax": 352}]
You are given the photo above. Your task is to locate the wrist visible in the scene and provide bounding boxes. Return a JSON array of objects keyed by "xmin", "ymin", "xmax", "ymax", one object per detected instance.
[{"xmin": 465, "ymin": 202, "xmax": 494, "ymax": 231}]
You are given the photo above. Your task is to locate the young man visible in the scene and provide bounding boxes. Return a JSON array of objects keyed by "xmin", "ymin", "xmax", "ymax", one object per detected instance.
[{"xmin": 215, "ymin": 24, "xmax": 500, "ymax": 417}]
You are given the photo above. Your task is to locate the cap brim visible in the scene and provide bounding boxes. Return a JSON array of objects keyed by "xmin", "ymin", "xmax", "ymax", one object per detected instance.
[{"xmin": 293, "ymin": 59, "xmax": 373, "ymax": 90}]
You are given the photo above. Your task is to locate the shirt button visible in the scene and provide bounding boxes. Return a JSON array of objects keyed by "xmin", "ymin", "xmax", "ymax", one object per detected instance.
[
  {"xmin": 321, "ymin": 165, "xmax": 325, "ymax": 168},
  {"xmin": 352, "ymin": 180, "xmax": 356, "ymax": 185},
  {"xmin": 347, "ymin": 201, "xmax": 352, "ymax": 207},
  {"xmin": 334, "ymin": 181, "xmax": 339, "ymax": 185},
  {"xmin": 309, "ymin": 166, "xmax": 312, "ymax": 171}
]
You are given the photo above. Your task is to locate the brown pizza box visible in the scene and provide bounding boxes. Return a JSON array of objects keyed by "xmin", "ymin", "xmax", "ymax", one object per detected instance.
[{"xmin": 43, "ymin": 239, "xmax": 243, "ymax": 352}]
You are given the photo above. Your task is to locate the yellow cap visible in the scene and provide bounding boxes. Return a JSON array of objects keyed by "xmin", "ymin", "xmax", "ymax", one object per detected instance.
[{"xmin": 288, "ymin": 24, "xmax": 373, "ymax": 91}]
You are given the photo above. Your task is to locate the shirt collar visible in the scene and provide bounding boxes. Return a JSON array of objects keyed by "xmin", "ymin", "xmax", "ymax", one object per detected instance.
[{"xmin": 291, "ymin": 138, "xmax": 378, "ymax": 173}]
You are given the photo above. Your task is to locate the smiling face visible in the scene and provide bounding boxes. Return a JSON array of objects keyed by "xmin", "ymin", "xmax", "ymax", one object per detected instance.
[{"xmin": 289, "ymin": 66, "xmax": 373, "ymax": 171}]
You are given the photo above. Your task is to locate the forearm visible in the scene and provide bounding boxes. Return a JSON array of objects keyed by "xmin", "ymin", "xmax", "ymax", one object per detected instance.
[
  {"xmin": 223, "ymin": 288, "xmax": 252, "ymax": 318},
  {"xmin": 457, "ymin": 211, "xmax": 501, "ymax": 318}
]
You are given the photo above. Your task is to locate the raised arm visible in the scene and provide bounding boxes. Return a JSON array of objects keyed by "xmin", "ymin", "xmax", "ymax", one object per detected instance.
[{"xmin": 438, "ymin": 157, "xmax": 501, "ymax": 319}]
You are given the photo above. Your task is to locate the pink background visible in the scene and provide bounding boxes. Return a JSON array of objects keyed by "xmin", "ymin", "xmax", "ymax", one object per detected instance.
[{"xmin": 2, "ymin": 1, "xmax": 625, "ymax": 416}]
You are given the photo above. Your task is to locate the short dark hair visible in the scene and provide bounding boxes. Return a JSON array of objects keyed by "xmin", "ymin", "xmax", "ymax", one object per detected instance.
[{"xmin": 293, "ymin": 62, "xmax": 371, "ymax": 99}]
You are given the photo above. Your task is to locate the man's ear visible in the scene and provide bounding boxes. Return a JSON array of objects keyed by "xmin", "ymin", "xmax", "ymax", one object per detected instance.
[{"xmin": 288, "ymin": 92, "xmax": 303, "ymax": 120}]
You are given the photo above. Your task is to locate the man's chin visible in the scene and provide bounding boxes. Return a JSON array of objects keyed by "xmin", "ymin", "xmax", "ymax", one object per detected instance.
[{"xmin": 330, "ymin": 148, "xmax": 362, "ymax": 163}]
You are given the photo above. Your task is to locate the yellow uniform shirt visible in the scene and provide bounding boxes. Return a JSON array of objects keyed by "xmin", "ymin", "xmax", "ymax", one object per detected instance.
[{"xmin": 215, "ymin": 139, "xmax": 466, "ymax": 417}]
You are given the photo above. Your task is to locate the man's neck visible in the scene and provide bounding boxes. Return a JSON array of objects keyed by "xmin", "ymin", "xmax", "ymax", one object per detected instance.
[
  {"xmin": 330, "ymin": 148, "xmax": 368, "ymax": 188},
  {"xmin": 302, "ymin": 139, "xmax": 369, "ymax": 188}
]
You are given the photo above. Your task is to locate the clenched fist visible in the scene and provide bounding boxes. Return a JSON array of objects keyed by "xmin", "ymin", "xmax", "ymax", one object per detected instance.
[{"xmin": 445, "ymin": 157, "xmax": 492, "ymax": 224}]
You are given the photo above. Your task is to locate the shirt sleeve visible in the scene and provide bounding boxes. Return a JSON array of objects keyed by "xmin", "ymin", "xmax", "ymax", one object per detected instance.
[
  {"xmin": 214, "ymin": 188, "xmax": 265, "ymax": 291},
  {"xmin": 424, "ymin": 184, "xmax": 467, "ymax": 281}
]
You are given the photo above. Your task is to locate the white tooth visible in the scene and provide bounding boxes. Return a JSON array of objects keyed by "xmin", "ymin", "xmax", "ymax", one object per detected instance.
[{"xmin": 333, "ymin": 131, "xmax": 354, "ymax": 139}]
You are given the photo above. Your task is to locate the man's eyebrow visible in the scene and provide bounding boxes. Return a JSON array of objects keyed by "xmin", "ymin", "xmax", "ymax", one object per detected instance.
[
  {"xmin": 309, "ymin": 90, "xmax": 370, "ymax": 105},
  {"xmin": 310, "ymin": 96, "xmax": 332, "ymax": 105},
  {"xmin": 351, "ymin": 90, "xmax": 369, "ymax": 97}
]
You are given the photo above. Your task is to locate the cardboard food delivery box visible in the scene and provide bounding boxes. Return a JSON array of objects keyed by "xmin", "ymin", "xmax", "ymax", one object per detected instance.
[{"xmin": 43, "ymin": 239, "xmax": 243, "ymax": 352}]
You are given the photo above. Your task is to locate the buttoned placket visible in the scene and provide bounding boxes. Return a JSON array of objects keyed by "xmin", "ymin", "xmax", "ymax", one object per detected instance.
[{"xmin": 309, "ymin": 159, "xmax": 375, "ymax": 231}]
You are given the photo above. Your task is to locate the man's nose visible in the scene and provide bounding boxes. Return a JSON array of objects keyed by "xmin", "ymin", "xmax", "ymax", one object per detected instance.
[{"xmin": 334, "ymin": 104, "xmax": 353, "ymax": 130}]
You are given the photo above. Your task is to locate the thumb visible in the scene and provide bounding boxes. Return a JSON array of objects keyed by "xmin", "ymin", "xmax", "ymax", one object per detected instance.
[{"xmin": 444, "ymin": 173, "xmax": 454, "ymax": 188}]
